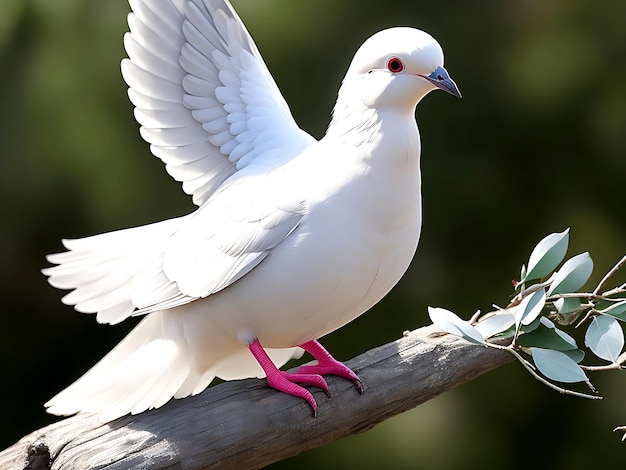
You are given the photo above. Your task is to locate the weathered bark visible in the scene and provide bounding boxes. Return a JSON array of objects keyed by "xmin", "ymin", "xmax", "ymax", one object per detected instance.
[{"xmin": 1, "ymin": 325, "xmax": 513, "ymax": 469}]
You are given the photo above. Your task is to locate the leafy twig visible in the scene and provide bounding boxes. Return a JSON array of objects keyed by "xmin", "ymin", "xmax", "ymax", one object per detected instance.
[
  {"xmin": 429, "ymin": 230, "xmax": 624, "ymax": 435},
  {"xmin": 505, "ymin": 347, "xmax": 601, "ymax": 400}
]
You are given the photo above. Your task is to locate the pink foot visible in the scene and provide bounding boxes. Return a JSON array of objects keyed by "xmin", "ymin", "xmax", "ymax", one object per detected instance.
[
  {"xmin": 298, "ymin": 340, "xmax": 364, "ymax": 393},
  {"xmin": 247, "ymin": 339, "xmax": 363, "ymax": 416},
  {"xmin": 248, "ymin": 339, "xmax": 328, "ymax": 416}
]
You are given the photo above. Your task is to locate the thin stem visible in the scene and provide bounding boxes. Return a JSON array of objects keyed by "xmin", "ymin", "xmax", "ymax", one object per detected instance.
[
  {"xmin": 575, "ymin": 309, "xmax": 597, "ymax": 329},
  {"xmin": 580, "ymin": 363, "xmax": 624, "ymax": 372},
  {"xmin": 594, "ymin": 254, "xmax": 626, "ymax": 295},
  {"xmin": 545, "ymin": 287, "xmax": 625, "ymax": 304},
  {"xmin": 547, "ymin": 292, "xmax": 596, "ymax": 301},
  {"xmin": 613, "ymin": 426, "xmax": 626, "ymax": 442},
  {"xmin": 504, "ymin": 346, "xmax": 536, "ymax": 370},
  {"xmin": 600, "ymin": 285, "xmax": 626, "ymax": 298},
  {"xmin": 469, "ymin": 310, "xmax": 482, "ymax": 324},
  {"xmin": 581, "ymin": 351, "xmax": 626, "ymax": 371}
]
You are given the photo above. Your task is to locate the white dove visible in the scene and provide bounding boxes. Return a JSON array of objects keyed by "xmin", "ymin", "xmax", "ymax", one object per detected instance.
[{"xmin": 43, "ymin": 0, "xmax": 460, "ymax": 421}]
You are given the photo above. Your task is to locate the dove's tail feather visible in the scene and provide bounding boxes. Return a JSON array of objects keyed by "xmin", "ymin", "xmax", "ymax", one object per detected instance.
[
  {"xmin": 45, "ymin": 310, "xmax": 304, "ymax": 422},
  {"xmin": 44, "ymin": 311, "xmax": 197, "ymax": 422},
  {"xmin": 42, "ymin": 216, "xmax": 190, "ymax": 325}
]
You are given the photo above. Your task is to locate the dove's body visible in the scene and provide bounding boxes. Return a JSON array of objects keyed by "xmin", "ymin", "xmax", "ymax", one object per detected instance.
[
  {"xmin": 44, "ymin": 0, "xmax": 459, "ymax": 420},
  {"xmin": 181, "ymin": 111, "xmax": 421, "ymax": 348}
]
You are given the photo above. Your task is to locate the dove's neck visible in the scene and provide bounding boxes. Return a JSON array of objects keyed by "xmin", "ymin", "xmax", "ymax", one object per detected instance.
[
  {"xmin": 326, "ymin": 93, "xmax": 419, "ymax": 145},
  {"xmin": 326, "ymin": 100, "xmax": 381, "ymax": 145},
  {"xmin": 326, "ymin": 99, "xmax": 420, "ymax": 166}
]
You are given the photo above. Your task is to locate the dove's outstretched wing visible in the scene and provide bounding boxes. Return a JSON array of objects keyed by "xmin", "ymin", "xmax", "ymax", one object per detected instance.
[
  {"xmin": 43, "ymin": 0, "xmax": 316, "ymax": 325},
  {"xmin": 123, "ymin": 0, "xmax": 315, "ymax": 206},
  {"xmin": 44, "ymin": 178, "xmax": 307, "ymax": 324}
]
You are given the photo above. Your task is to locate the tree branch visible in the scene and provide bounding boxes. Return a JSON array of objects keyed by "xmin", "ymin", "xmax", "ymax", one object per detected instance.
[{"xmin": 1, "ymin": 325, "xmax": 513, "ymax": 469}]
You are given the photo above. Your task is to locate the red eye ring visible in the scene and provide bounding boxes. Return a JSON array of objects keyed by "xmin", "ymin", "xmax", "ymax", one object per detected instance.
[{"xmin": 386, "ymin": 57, "xmax": 404, "ymax": 73}]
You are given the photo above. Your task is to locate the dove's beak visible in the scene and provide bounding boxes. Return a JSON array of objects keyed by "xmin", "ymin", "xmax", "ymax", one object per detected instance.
[{"xmin": 419, "ymin": 66, "xmax": 462, "ymax": 98}]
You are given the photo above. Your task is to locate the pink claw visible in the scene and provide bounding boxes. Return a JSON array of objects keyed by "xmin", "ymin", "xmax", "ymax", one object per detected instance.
[
  {"xmin": 298, "ymin": 340, "xmax": 364, "ymax": 393},
  {"xmin": 248, "ymin": 339, "xmax": 363, "ymax": 417},
  {"xmin": 280, "ymin": 371, "xmax": 330, "ymax": 396},
  {"xmin": 248, "ymin": 339, "xmax": 327, "ymax": 416}
]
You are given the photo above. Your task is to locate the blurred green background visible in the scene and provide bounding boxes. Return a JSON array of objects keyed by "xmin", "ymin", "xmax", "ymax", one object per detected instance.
[{"xmin": 1, "ymin": 0, "xmax": 625, "ymax": 468}]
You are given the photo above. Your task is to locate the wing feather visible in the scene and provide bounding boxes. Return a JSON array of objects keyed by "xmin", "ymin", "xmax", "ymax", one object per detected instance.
[
  {"xmin": 128, "ymin": 89, "xmax": 181, "ymax": 110},
  {"xmin": 44, "ymin": 175, "xmax": 306, "ymax": 323},
  {"xmin": 123, "ymin": 0, "xmax": 316, "ymax": 206},
  {"xmin": 124, "ymin": 37, "xmax": 183, "ymax": 84}
]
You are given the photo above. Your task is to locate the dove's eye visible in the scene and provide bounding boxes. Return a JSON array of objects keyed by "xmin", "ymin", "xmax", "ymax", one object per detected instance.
[{"xmin": 386, "ymin": 57, "xmax": 404, "ymax": 73}]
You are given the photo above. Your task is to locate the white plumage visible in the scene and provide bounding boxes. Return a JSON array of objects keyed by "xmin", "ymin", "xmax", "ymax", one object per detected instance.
[{"xmin": 44, "ymin": 0, "xmax": 460, "ymax": 421}]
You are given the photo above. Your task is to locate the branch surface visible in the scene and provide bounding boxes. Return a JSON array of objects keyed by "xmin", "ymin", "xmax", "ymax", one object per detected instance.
[{"xmin": 1, "ymin": 325, "xmax": 513, "ymax": 469}]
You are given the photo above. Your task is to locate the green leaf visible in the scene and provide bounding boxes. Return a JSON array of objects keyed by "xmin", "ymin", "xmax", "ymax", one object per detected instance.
[
  {"xmin": 547, "ymin": 319, "xmax": 579, "ymax": 347},
  {"xmin": 501, "ymin": 315, "xmax": 543, "ymax": 340},
  {"xmin": 547, "ymin": 252, "xmax": 594, "ymax": 295},
  {"xmin": 562, "ymin": 349, "xmax": 585, "ymax": 364},
  {"xmin": 524, "ymin": 228, "xmax": 569, "ymax": 282},
  {"xmin": 555, "ymin": 297, "xmax": 585, "ymax": 325},
  {"xmin": 554, "ymin": 297, "xmax": 582, "ymax": 314},
  {"xmin": 428, "ymin": 307, "xmax": 484, "ymax": 345},
  {"xmin": 596, "ymin": 298, "xmax": 626, "ymax": 311},
  {"xmin": 474, "ymin": 313, "xmax": 515, "ymax": 339},
  {"xmin": 517, "ymin": 318, "xmax": 578, "ymax": 351},
  {"xmin": 515, "ymin": 289, "xmax": 546, "ymax": 327},
  {"xmin": 531, "ymin": 348, "xmax": 588, "ymax": 383},
  {"xmin": 521, "ymin": 316, "xmax": 543, "ymax": 334},
  {"xmin": 599, "ymin": 300, "xmax": 626, "ymax": 322},
  {"xmin": 585, "ymin": 315, "xmax": 624, "ymax": 362}
]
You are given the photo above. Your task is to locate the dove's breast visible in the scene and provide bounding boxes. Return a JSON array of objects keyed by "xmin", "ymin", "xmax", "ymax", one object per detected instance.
[{"xmin": 180, "ymin": 114, "xmax": 423, "ymax": 348}]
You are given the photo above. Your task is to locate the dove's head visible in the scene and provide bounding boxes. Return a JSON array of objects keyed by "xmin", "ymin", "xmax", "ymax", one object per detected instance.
[{"xmin": 339, "ymin": 27, "xmax": 461, "ymax": 113}]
